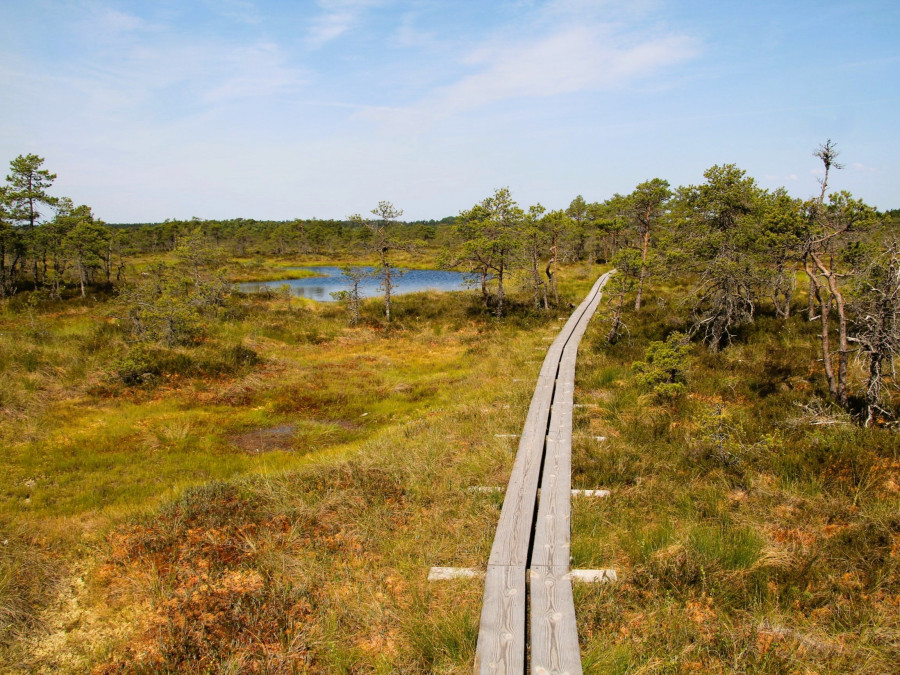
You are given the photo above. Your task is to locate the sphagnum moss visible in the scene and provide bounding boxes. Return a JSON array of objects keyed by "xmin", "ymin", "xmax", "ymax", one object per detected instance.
[
  {"xmin": 6, "ymin": 267, "xmax": 896, "ymax": 673},
  {"xmin": 1, "ymin": 266, "xmax": 603, "ymax": 672},
  {"xmin": 571, "ymin": 280, "xmax": 899, "ymax": 674}
]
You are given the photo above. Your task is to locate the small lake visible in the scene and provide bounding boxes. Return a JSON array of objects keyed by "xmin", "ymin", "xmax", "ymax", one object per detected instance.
[{"xmin": 237, "ymin": 266, "xmax": 476, "ymax": 302}]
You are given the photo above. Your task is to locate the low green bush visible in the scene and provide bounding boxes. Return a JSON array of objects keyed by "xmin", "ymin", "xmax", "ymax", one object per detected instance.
[
  {"xmin": 631, "ymin": 331, "xmax": 691, "ymax": 399},
  {"xmin": 113, "ymin": 342, "xmax": 261, "ymax": 386}
]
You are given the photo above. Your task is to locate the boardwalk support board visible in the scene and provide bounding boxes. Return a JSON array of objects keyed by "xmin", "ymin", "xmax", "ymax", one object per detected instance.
[
  {"xmin": 428, "ymin": 567, "xmax": 484, "ymax": 581},
  {"xmin": 571, "ymin": 489, "xmax": 610, "ymax": 498}
]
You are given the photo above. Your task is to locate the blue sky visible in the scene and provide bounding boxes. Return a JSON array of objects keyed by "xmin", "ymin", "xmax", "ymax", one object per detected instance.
[{"xmin": 1, "ymin": 0, "xmax": 897, "ymax": 222}]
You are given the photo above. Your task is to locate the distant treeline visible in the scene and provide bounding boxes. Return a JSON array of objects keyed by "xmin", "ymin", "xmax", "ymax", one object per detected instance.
[
  {"xmin": 2, "ymin": 150, "xmax": 897, "ymax": 301},
  {"xmin": 3, "ymin": 145, "xmax": 900, "ymax": 425},
  {"xmin": 104, "ymin": 216, "xmax": 457, "ymax": 257}
]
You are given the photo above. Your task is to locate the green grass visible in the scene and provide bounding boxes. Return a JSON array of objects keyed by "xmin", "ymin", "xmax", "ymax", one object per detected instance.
[
  {"xmin": 0, "ymin": 262, "xmax": 606, "ymax": 672},
  {"xmin": 2, "ymin": 266, "xmax": 897, "ymax": 673},
  {"xmin": 570, "ymin": 285, "xmax": 900, "ymax": 674}
]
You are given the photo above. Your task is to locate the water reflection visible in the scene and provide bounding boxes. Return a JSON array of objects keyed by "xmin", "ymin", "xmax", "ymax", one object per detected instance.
[{"xmin": 237, "ymin": 266, "xmax": 475, "ymax": 302}]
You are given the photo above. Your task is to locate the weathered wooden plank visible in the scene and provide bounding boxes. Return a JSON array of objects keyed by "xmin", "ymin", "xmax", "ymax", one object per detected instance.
[
  {"xmin": 475, "ymin": 271, "xmax": 614, "ymax": 675},
  {"xmin": 532, "ymin": 276, "xmax": 609, "ymax": 570},
  {"xmin": 478, "ymin": 296, "xmax": 582, "ymax": 672},
  {"xmin": 531, "ymin": 379, "xmax": 575, "ymax": 568},
  {"xmin": 530, "ymin": 273, "xmax": 613, "ymax": 674},
  {"xmin": 488, "ymin": 373, "xmax": 555, "ymax": 567},
  {"xmin": 475, "ymin": 565, "xmax": 527, "ymax": 675},
  {"xmin": 529, "ymin": 566, "xmax": 582, "ymax": 675}
]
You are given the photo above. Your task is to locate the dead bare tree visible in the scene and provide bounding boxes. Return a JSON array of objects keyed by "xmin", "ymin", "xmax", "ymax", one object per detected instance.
[
  {"xmin": 336, "ymin": 265, "xmax": 369, "ymax": 325},
  {"xmin": 850, "ymin": 241, "xmax": 900, "ymax": 426},
  {"xmin": 804, "ymin": 222, "xmax": 852, "ymax": 407},
  {"xmin": 803, "ymin": 141, "xmax": 878, "ymax": 407},
  {"xmin": 350, "ymin": 201, "xmax": 406, "ymax": 324},
  {"xmin": 691, "ymin": 255, "xmax": 757, "ymax": 350},
  {"xmin": 605, "ymin": 248, "xmax": 640, "ymax": 343},
  {"xmin": 806, "ymin": 140, "xmax": 844, "ymax": 321},
  {"xmin": 542, "ymin": 210, "xmax": 571, "ymax": 307}
]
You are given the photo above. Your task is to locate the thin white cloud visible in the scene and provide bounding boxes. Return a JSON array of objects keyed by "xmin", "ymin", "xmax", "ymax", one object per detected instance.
[
  {"xmin": 63, "ymin": 7, "xmax": 308, "ymax": 112},
  {"xmin": 56, "ymin": 3, "xmax": 304, "ymax": 111},
  {"xmin": 93, "ymin": 7, "xmax": 145, "ymax": 32},
  {"xmin": 852, "ymin": 162, "xmax": 878, "ymax": 173},
  {"xmin": 363, "ymin": 22, "xmax": 698, "ymax": 127},
  {"xmin": 59, "ymin": 39, "xmax": 306, "ymax": 113},
  {"xmin": 203, "ymin": 0, "xmax": 263, "ymax": 25},
  {"xmin": 306, "ymin": 0, "xmax": 386, "ymax": 49},
  {"xmin": 78, "ymin": 3, "xmax": 168, "ymax": 39},
  {"xmin": 540, "ymin": 0, "xmax": 662, "ymax": 22},
  {"xmin": 202, "ymin": 42, "xmax": 308, "ymax": 103},
  {"xmin": 392, "ymin": 13, "xmax": 436, "ymax": 49},
  {"xmin": 0, "ymin": 38, "xmax": 308, "ymax": 155}
]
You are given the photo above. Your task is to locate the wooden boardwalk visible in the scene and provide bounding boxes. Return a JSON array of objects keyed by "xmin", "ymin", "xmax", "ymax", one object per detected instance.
[{"xmin": 475, "ymin": 271, "xmax": 613, "ymax": 675}]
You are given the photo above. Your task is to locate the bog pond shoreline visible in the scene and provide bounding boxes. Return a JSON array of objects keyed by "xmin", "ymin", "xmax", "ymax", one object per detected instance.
[{"xmin": 237, "ymin": 265, "xmax": 476, "ymax": 302}]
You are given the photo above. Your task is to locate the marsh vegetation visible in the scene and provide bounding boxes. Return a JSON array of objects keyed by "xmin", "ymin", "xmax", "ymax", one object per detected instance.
[{"xmin": 0, "ymin": 147, "xmax": 898, "ymax": 672}]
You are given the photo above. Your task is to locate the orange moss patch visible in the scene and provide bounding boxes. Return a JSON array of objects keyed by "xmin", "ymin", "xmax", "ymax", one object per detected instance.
[
  {"xmin": 93, "ymin": 465, "xmax": 409, "ymax": 673},
  {"xmin": 771, "ymin": 527, "xmax": 816, "ymax": 548},
  {"xmin": 95, "ymin": 484, "xmax": 314, "ymax": 673}
]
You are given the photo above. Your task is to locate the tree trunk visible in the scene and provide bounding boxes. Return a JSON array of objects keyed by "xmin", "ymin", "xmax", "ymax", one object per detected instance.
[
  {"xmin": 549, "ymin": 235, "xmax": 559, "ymax": 306},
  {"xmin": 830, "ymin": 275, "xmax": 849, "ymax": 407},
  {"xmin": 818, "ymin": 290, "xmax": 836, "ymax": 399},
  {"xmin": 539, "ymin": 264, "xmax": 548, "ymax": 310},
  {"xmin": 28, "ymin": 195, "xmax": 39, "ymax": 288},
  {"xmin": 773, "ymin": 265, "xmax": 795, "ymax": 319},
  {"xmin": 496, "ymin": 264, "xmax": 505, "ymax": 317},
  {"xmin": 864, "ymin": 355, "xmax": 883, "ymax": 427},
  {"xmin": 806, "ymin": 261, "xmax": 817, "ymax": 321},
  {"xmin": 810, "ymin": 252, "xmax": 849, "ymax": 406},
  {"xmin": 0, "ymin": 241, "xmax": 6, "ymax": 297},
  {"xmin": 530, "ymin": 249, "xmax": 549, "ymax": 310},
  {"xmin": 607, "ymin": 292, "xmax": 624, "ymax": 343},
  {"xmin": 8, "ymin": 252, "xmax": 21, "ymax": 296},
  {"xmin": 807, "ymin": 284, "xmax": 815, "ymax": 319},
  {"xmin": 383, "ymin": 267, "xmax": 391, "ymax": 323},
  {"xmin": 635, "ymin": 225, "xmax": 650, "ymax": 311},
  {"xmin": 105, "ymin": 245, "xmax": 112, "ymax": 282},
  {"xmin": 350, "ymin": 280, "xmax": 360, "ymax": 325},
  {"xmin": 805, "ymin": 261, "xmax": 843, "ymax": 405}
]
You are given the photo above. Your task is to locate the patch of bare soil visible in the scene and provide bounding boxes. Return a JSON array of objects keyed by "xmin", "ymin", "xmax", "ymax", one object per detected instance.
[{"xmin": 229, "ymin": 424, "xmax": 296, "ymax": 454}]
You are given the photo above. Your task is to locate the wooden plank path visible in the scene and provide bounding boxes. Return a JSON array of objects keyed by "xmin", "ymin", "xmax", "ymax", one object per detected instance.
[{"xmin": 474, "ymin": 271, "xmax": 613, "ymax": 675}]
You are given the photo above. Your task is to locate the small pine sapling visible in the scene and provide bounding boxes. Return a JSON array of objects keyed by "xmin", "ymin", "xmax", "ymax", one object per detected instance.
[{"xmin": 631, "ymin": 331, "xmax": 691, "ymax": 399}]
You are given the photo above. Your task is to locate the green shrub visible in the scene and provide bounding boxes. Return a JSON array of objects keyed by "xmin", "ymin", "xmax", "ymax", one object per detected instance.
[
  {"xmin": 220, "ymin": 343, "xmax": 261, "ymax": 370},
  {"xmin": 112, "ymin": 347, "xmax": 169, "ymax": 386},
  {"xmin": 113, "ymin": 342, "xmax": 261, "ymax": 386},
  {"xmin": 631, "ymin": 331, "xmax": 691, "ymax": 399}
]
